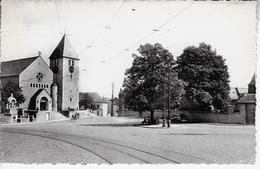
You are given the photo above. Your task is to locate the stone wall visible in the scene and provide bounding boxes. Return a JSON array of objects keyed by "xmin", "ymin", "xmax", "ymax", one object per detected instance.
[
  {"xmin": 121, "ymin": 109, "xmax": 247, "ymax": 124},
  {"xmin": 238, "ymin": 103, "xmax": 255, "ymax": 124}
]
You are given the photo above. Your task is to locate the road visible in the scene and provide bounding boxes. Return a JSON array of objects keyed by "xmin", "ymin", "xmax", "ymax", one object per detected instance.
[{"xmin": 0, "ymin": 116, "xmax": 255, "ymax": 164}]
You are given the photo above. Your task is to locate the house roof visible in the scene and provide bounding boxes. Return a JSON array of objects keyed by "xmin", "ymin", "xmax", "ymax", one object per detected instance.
[
  {"xmin": 229, "ymin": 88, "xmax": 239, "ymax": 100},
  {"xmin": 0, "ymin": 56, "xmax": 38, "ymax": 77},
  {"xmin": 237, "ymin": 94, "xmax": 256, "ymax": 104},
  {"xmin": 49, "ymin": 34, "xmax": 79, "ymax": 60},
  {"xmin": 80, "ymin": 92, "xmax": 107, "ymax": 103},
  {"xmin": 236, "ymin": 88, "xmax": 248, "ymax": 94},
  {"xmin": 229, "ymin": 87, "xmax": 248, "ymax": 100}
]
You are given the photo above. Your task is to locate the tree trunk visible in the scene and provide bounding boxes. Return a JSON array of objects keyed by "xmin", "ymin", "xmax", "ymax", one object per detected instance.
[
  {"xmin": 138, "ymin": 111, "xmax": 143, "ymax": 117},
  {"xmin": 150, "ymin": 110, "xmax": 154, "ymax": 120}
]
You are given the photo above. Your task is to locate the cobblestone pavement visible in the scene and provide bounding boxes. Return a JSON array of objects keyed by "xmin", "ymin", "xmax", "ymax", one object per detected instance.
[{"xmin": 0, "ymin": 116, "xmax": 255, "ymax": 164}]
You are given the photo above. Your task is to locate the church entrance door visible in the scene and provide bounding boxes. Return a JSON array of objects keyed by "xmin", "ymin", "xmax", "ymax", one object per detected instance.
[{"xmin": 40, "ymin": 97, "xmax": 48, "ymax": 111}]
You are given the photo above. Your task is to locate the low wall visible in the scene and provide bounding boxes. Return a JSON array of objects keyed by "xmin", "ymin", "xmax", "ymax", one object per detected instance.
[
  {"xmin": 182, "ymin": 111, "xmax": 245, "ymax": 124},
  {"xmin": 121, "ymin": 109, "xmax": 246, "ymax": 124}
]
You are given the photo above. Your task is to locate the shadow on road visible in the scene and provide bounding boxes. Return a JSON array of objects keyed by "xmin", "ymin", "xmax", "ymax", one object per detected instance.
[{"xmin": 77, "ymin": 123, "xmax": 141, "ymax": 127}]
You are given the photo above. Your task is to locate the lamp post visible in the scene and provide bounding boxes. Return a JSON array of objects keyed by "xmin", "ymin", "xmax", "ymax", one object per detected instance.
[
  {"xmin": 167, "ymin": 62, "xmax": 171, "ymax": 128},
  {"xmin": 162, "ymin": 83, "xmax": 166, "ymax": 127},
  {"xmin": 166, "ymin": 62, "xmax": 178, "ymax": 128},
  {"xmin": 111, "ymin": 82, "xmax": 115, "ymax": 117}
]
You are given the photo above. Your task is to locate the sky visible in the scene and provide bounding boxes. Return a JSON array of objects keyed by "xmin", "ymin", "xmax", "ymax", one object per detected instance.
[{"xmin": 0, "ymin": 0, "xmax": 257, "ymax": 98}]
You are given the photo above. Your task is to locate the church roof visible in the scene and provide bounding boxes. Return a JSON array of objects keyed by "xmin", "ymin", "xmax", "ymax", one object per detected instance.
[
  {"xmin": 49, "ymin": 34, "xmax": 79, "ymax": 60},
  {"xmin": 0, "ymin": 56, "xmax": 38, "ymax": 77}
]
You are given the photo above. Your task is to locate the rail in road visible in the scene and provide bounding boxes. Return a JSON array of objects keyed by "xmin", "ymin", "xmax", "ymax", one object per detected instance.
[{"xmin": 1, "ymin": 129, "xmax": 215, "ymax": 164}]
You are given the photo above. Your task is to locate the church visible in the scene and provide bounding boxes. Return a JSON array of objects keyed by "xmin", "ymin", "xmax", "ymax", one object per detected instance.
[{"xmin": 0, "ymin": 35, "xmax": 79, "ymax": 112}]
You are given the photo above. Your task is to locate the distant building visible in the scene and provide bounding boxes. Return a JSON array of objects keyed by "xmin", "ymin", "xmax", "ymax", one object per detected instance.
[
  {"xmin": 237, "ymin": 74, "xmax": 256, "ymax": 124},
  {"xmin": 0, "ymin": 34, "xmax": 79, "ymax": 112},
  {"xmin": 248, "ymin": 74, "xmax": 255, "ymax": 94},
  {"xmin": 229, "ymin": 87, "xmax": 247, "ymax": 112},
  {"xmin": 107, "ymin": 98, "xmax": 119, "ymax": 117},
  {"xmin": 79, "ymin": 92, "xmax": 108, "ymax": 116}
]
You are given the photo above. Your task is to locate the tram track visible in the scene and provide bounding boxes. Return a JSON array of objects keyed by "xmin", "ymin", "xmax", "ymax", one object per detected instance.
[
  {"xmin": 1, "ymin": 129, "xmax": 214, "ymax": 164},
  {"xmin": 1, "ymin": 130, "xmax": 113, "ymax": 164}
]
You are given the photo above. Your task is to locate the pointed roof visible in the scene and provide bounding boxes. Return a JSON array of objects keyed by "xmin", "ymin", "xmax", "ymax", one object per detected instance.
[
  {"xmin": 0, "ymin": 56, "xmax": 38, "ymax": 77},
  {"xmin": 249, "ymin": 74, "xmax": 255, "ymax": 85},
  {"xmin": 49, "ymin": 34, "xmax": 79, "ymax": 60}
]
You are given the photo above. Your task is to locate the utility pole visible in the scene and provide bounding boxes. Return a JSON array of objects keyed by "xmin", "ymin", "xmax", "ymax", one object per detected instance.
[
  {"xmin": 167, "ymin": 63, "xmax": 171, "ymax": 128},
  {"xmin": 111, "ymin": 82, "xmax": 114, "ymax": 116},
  {"xmin": 162, "ymin": 83, "xmax": 166, "ymax": 127}
]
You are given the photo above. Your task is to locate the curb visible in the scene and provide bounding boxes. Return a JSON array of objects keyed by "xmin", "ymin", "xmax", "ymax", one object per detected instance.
[{"xmin": 0, "ymin": 118, "xmax": 69, "ymax": 126}]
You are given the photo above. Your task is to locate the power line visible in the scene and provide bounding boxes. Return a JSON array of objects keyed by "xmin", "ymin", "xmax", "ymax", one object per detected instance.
[
  {"xmin": 54, "ymin": 0, "xmax": 63, "ymax": 31},
  {"xmin": 111, "ymin": 0, "xmax": 125, "ymax": 19},
  {"xmin": 157, "ymin": 2, "xmax": 194, "ymax": 30},
  {"xmin": 78, "ymin": 0, "xmax": 125, "ymax": 56},
  {"xmin": 110, "ymin": 2, "xmax": 194, "ymax": 59},
  {"xmin": 131, "ymin": 2, "xmax": 194, "ymax": 48}
]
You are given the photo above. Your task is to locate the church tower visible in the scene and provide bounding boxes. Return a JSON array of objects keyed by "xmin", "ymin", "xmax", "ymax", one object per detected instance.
[{"xmin": 49, "ymin": 34, "xmax": 80, "ymax": 111}]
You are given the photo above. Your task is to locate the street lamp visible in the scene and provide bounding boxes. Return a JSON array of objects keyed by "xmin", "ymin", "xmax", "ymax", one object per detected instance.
[
  {"xmin": 167, "ymin": 63, "xmax": 178, "ymax": 128},
  {"xmin": 167, "ymin": 62, "xmax": 171, "ymax": 128},
  {"xmin": 162, "ymin": 84, "xmax": 166, "ymax": 127},
  {"xmin": 111, "ymin": 82, "xmax": 115, "ymax": 117}
]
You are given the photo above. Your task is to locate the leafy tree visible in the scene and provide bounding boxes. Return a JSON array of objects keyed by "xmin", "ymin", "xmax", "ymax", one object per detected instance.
[
  {"xmin": 79, "ymin": 93, "xmax": 96, "ymax": 110},
  {"xmin": 176, "ymin": 43, "xmax": 230, "ymax": 110},
  {"xmin": 123, "ymin": 43, "xmax": 186, "ymax": 120},
  {"xmin": 0, "ymin": 80, "xmax": 25, "ymax": 112}
]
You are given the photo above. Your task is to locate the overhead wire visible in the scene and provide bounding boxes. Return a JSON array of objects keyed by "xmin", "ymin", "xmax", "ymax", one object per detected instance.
[
  {"xmin": 110, "ymin": 1, "xmax": 195, "ymax": 59},
  {"xmin": 78, "ymin": 0, "xmax": 125, "ymax": 56},
  {"xmin": 54, "ymin": 0, "xmax": 63, "ymax": 32}
]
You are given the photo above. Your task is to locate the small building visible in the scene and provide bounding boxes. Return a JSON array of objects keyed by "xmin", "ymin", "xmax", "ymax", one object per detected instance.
[
  {"xmin": 229, "ymin": 87, "xmax": 248, "ymax": 112},
  {"xmin": 237, "ymin": 74, "xmax": 256, "ymax": 125},
  {"xmin": 79, "ymin": 92, "xmax": 108, "ymax": 116}
]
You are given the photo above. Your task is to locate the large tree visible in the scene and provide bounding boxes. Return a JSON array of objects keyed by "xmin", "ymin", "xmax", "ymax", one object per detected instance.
[
  {"xmin": 79, "ymin": 93, "xmax": 96, "ymax": 110},
  {"xmin": 0, "ymin": 80, "xmax": 25, "ymax": 112},
  {"xmin": 123, "ymin": 43, "xmax": 186, "ymax": 120},
  {"xmin": 176, "ymin": 43, "xmax": 230, "ymax": 110}
]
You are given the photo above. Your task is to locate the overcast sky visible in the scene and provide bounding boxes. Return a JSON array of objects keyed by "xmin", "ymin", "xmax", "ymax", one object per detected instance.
[{"xmin": 0, "ymin": 0, "xmax": 257, "ymax": 98}]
